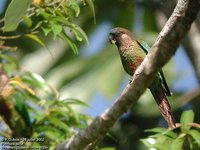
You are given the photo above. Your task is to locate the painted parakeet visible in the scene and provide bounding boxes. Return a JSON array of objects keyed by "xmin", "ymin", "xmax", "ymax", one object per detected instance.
[{"xmin": 109, "ymin": 27, "xmax": 176, "ymax": 128}]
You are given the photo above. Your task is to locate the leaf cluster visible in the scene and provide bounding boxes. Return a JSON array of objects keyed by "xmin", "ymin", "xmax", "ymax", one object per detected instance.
[
  {"xmin": 1, "ymin": 0, "xmax": 95, "ymax": 54},
  {"xmin": 0, "ymin": 0, "xmax": 95, "ymax": 149},
  {"xmin": 141, "ymin": 110, "xmax": 200, "ymax": 150},
  {"xmin": 0, "ymin": 54, "xmax": 91, "ymax": 149}
]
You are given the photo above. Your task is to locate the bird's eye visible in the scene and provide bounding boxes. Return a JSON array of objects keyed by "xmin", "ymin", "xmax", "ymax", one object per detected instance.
[{"xmin": 109, "ymin": 34, "xmax": 117, "ymax": 44}]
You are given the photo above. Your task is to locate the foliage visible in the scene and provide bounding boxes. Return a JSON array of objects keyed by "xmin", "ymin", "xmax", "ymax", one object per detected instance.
[
  {"xmin": 2, "ymin": 0, "xmax": 95, "ymax": 54},
  {"xmin": 0, "ymin": 0, "xmax": 94, "ymax": 149},
  {"xmin": 0, "ymin": 53, "xmax": 91, "ymax": 149},
  {"xmin": 141, "ymin": 110, "xmax": 200, "ymax": 150}
]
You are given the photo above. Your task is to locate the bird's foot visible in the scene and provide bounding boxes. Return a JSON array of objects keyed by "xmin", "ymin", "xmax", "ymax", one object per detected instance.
[{"xmin": 129, "ymin": 77, "xmax": 133, "ymax": 85}]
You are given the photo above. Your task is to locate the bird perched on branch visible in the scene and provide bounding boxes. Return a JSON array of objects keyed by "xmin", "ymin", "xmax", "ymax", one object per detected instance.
[{"xmin": 109, "ymin": 27, "xmax": 176, "ymax": 128}]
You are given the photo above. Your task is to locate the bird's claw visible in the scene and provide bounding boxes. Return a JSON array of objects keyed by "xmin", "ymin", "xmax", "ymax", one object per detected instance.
[{"xmin": 129, "ymin": 77, "xmax": 133, "ymax": 85}]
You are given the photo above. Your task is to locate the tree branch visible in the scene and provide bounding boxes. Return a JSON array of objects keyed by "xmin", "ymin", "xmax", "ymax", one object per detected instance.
[
  {"xmin": 153, "ymin": 0, "xmax": 200, "ymax": 83},
  {"xmin": 55, "ymin": 0, "xmax": 199, "ymax": 149}
]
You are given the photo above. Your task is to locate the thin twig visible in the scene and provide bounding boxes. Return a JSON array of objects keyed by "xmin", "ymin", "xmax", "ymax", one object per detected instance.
[
  {"xmin": 0, "ymin": 35, "xmax": 21, "ymax": 40},
  {"xmin": 174, "ymin": 123, "xmax": 200, "ymax": 129}
]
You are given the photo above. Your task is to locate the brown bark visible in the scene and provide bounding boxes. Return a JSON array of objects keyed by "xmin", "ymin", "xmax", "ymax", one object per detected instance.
[{"xmin": 153, "ymin": 0, "xmax": 200, "ymax": 83}]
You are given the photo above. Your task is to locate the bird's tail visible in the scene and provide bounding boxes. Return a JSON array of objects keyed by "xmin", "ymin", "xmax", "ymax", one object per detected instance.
[{"xmin": 150, "ymin": 87, "xmax": 176, "ymax": 128}]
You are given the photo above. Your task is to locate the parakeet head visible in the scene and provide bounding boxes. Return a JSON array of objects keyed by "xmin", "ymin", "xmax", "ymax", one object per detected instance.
[{"xmin": 109, "ymin": 27, "xmax": 133, "ymax": 47}]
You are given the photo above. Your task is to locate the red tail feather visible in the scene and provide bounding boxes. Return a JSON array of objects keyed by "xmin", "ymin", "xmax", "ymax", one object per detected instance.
[{"xmin": 150, "ymin": 87, "xmax": 176, "ymax": 128}]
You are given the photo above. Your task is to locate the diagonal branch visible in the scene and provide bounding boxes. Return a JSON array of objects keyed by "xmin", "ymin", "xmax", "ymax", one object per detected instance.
[
  {"xmin": 153, "ymin": 0, "xmax": 200, "ymax": 83},
  {"xmin": 55, "ymin": 0, "xmax": 199, "ymax": 149}
]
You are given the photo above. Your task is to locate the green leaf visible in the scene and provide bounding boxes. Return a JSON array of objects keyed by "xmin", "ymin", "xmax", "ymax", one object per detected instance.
[
  {"xmin": 38, "ymin": 10, "xmax": 51, "ymax": 20},
  {"xmin": 70, "ymin": 0, "xmax": 80, "ymax": 17},
  {"xmin": 55, "ymin": 102, "xmax": 80, "ymax": 124},
  {"xmin": 188, "ymin": 129, "xmax": 200, "ymax": 145},
  {"xmin": 43, "ymin": 130, "xmax": 61, "ymax": 140},
  {"xmin": 51, "ymin": 24, "xmax": 63, "ymax": 37},
  {"xmin": 49, "ymin": 15, "xmax": 68, "ymax": 24},
  {"xmin": 23, "ymin": 16, "xmax": 32, "ymax": 27},
  {"xmin": 145, "ymin": 127, "xmax": 167, "ymax": 134},
  {"xmin": 170, "ymin": 138, "xmax": 184, "ymax": 150},
  {"xmin": 0, "ymin": 54, "xmax": 19, "ymax": 74},
  {"xmin": 163, "ymin": 130, "xmax": 177, "ymax": 139},
  {"xmin": 141, "ymin": 138, "xmax": 168, "ymax": 150},
  {"xmin": 180, "ymin": 110, "xmax": 194, "ymax": 131},
  {"xmin": 145, "ymin": 127, "xmax": 178, "ymax": 138},
  {"xmin": 42, "ymin": 27, "xmax": 52, "ymax": 36},
  {"xmin": 146, "ymin": 127, "xmax": 177, "ymax": 139},
  {"xmin": 85, "ymin": 0, "xmax": 96, "ymax": 24},
  {"xmin": 22, "ymin": 72, "xmax": 45, "ymax": 89},
  {"xmin": 13, "ymin": 93, "xmax": 31, "ymax": 126},
  {"xmin": 62, "ymin": 98, "xmax": 88, "ymax": 107},
  {"xmin": 48, "ymin": 116, "xmax": 69, "ymax": 131},
  {"xmin": 25, "ymin": 34, "xmax": 46, "ymax": 47},
  {"xmin": 59, "ymin": 31, "xmax": 79, "ymax": 54},
  {"xmin": 3, "ymin": 0, "xmax": 32, "ymax": 31},
  {"xmin": 35, "ymin": 126, "xmax": 62, "ymax": 140},
  {"xmin": 69, "ymin": 24, "xmax": 89, "ymax": 44},
  {"xmin": 47, "ymin": 117, "xmax": 70, "ymax": 132},
  {"xmin": 140, "ymin": 139, "xmax": 154, "ymax": 148},
  {"xmin": 153, "ymin": 144, "xmax": 169, "ymax": 150},
  {"xmin": 0, "ymin": 54, "xmax": 19, "ymax": 67}
]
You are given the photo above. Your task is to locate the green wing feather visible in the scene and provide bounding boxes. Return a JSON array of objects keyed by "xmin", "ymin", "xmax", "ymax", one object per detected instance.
[
  {"xmin": 159, "ymin": 70, "xmax": 172, "ymax": 96},
  {"xmin": 136, "ymin": 40, "xmax": 172, "ymax": 96},
  {"xmin": 136, "ymin": 40, "xmax": 149, "ymax": 54}
]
